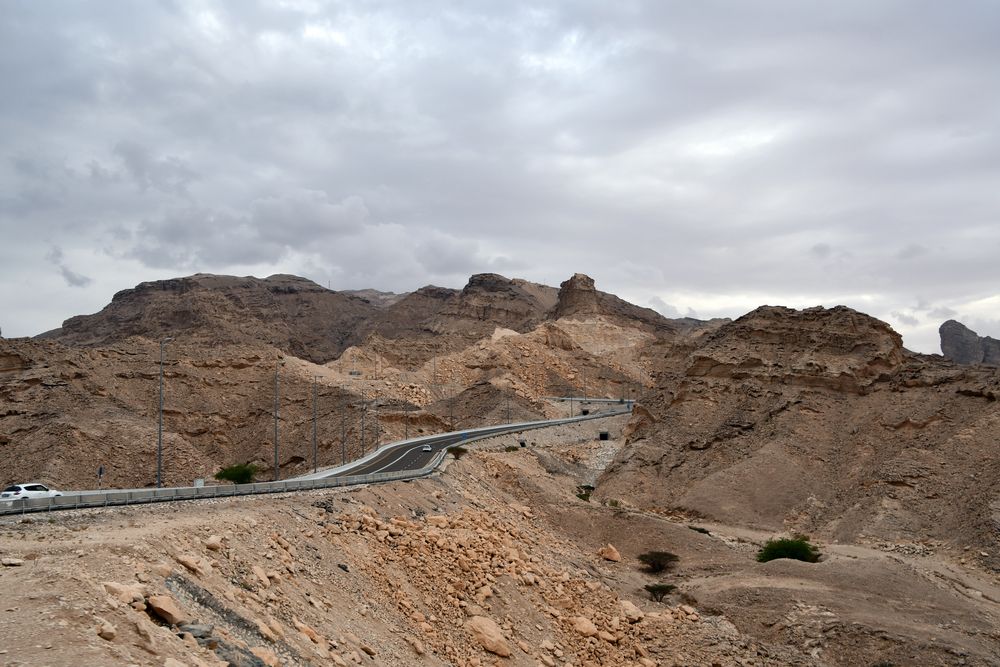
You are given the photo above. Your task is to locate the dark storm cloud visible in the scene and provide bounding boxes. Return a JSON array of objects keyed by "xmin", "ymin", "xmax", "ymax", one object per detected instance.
[{"xmin": 1, "ymin": 1, "xmax": 999, "ymax": 352}]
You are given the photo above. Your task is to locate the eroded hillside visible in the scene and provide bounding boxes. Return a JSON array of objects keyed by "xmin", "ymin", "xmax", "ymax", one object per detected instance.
[{"xmin": 598, "ymin": 305, "xmax": 1000, "ymax": 564}]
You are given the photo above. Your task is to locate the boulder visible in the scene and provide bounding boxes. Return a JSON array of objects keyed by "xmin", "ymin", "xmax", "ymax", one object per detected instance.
[
  {"xmin": 464, "ymin": 616, "xmax": 511, "ymax": 657},
  {"xmin": 571, "ymin": 616, "xmax": 598, "ymax": 637},
  {"xmin": 96, "ymin": 620, "xmax": 116, "ymax": 641},
  {"xmin": 102, "ymin": 581, "xmax": 146, "ymax": 604},
  {"xmin": 620, "ymin": 600, "xmax": 645, "ymax": 623},
  {"xmin": 597, "ymin": 543, "xmax": 621, "ymax": 562},
  {"xmin": 147, "ymin": 594, "xmax": 189, "ymax": 625}
]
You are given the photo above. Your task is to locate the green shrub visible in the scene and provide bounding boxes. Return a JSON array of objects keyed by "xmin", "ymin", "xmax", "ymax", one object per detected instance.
[
  {"xmin": 504, "ymin": 445, "xmax": 519, "ymax": 452},
  {"xmin": 607, "ymin": 499, "xmax": 620, "ymax": 508},
  {"xmin": 214, "ymin": 463, "xmax": 258, "ymax": 485},
  {"xmin": 757, "ymin": 536, "xmax": 821, "ymax": 563},
  {"xmin": 637, "ymin": 551, "xmax": 679, "ymax": 573},
  {"xmin": 449, "ymin": 446, "xmax": 468, "ymax": 460},
  {"xmin": 644, "ymin": 583, "xmax": 676, "ymax": 602},
  {"xmin": 576, "ymin": 491, "xmax": 591, "ymax": 502}
]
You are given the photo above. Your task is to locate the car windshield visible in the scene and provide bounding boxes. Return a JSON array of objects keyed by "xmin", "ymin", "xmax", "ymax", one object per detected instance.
[{"xmin": 2, "ymin": 486, "xmax": 21, "ymax": 492}]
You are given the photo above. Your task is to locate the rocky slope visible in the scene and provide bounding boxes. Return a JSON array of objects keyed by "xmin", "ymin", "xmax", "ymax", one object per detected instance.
[
  {"xmin": 598, "ymin": 305, "xmax": 1000, "ymax": 564},
  {"xmin": 2, "ymin": 420, "xmax": 997, "ymax": 667},
  {"xmin": 940, "ymin": 319, "xmax": 1000, "ymax": 366}
]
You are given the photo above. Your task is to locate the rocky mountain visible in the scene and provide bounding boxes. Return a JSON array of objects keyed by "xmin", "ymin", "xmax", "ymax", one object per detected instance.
[
  {"xmin": 37, "ymin": 274, "xmax": 380, "ymax": 363},
  {"xmin": 598, "ymin": 304, "xmax": 1000, "ymax": 561},
  {"xmin": 4, "ymin": 272, "xmax": 683, "ymax": 489},
  {"xmin": 940, "ymin": 319, "xmax": 1000, "ymax": 365},
  {"xmin": 38, "ymin": 272, "xmax": 682, "ymax": 368},
  {"xmin": 4, "ymin": 279, "xmax": 1000, "ymax": 665}
]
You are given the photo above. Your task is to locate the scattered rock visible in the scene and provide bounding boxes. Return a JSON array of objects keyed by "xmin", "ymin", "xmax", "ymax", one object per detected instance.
[
  {"xmin": 147, "ymin": 594, "xmax": 189, "ymax": 625},
  {"xmin": 96, "ymin": 620, "xmax": 116, "ymax": 641},
  {"xmin": 597, "ymin": 543, "xmax": 621, "ymax": 562},
  {"xmin": 250, "ymin": 646, "xmax": 281, "ymax": 666},
  {"xmin": 102, "ymin": 581, "xmax": 145, "ymax": 604},
  {"xmin": 620, "ymin": 600, "xmax": 645, "ymax": 623},
  {"xmin": 464, "ymin": 615, "xmax": 511, "ymax": 657},
  {"xmin": 571, "ymin": 616, "xmax": 598, "ymax": 637}
]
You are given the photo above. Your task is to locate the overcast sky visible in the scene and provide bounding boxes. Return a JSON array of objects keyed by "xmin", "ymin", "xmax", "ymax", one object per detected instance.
[{"xmin": 2, "ymin": 1, "xmax": 998, "ymax": 353}]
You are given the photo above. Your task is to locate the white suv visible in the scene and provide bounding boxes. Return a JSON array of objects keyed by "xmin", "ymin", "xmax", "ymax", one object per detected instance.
[{"xmin": 1, "ymin": 483, "xmax": 63, "ymax": 503}]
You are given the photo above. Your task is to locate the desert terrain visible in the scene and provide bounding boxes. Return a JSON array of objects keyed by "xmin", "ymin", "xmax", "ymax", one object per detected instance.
[{"xmin": 1, "ymin": 272, "xmax": 999, "ymax": 666}]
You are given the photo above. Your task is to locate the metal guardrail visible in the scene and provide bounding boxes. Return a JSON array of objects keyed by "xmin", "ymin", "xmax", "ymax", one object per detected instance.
[{"xmin": 0, "ymin": 408, "xmax": 629, "ymax": 517}]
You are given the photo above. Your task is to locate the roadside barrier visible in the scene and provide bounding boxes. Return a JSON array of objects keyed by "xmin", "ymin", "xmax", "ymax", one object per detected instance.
[{"xmin": 0, "ymin": 408, "xmax": 628, "ymax": 516}]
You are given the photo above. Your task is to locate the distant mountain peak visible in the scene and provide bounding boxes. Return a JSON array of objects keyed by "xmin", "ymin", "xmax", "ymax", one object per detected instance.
[{"xmin": 940, "ymin": 319, "xmax": 1000, "ymax": 365}]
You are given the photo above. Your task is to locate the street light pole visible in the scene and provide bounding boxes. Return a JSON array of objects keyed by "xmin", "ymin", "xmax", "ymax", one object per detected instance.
[
  {"xmin": 273, "ymin": 358, "xmax": 284, "ymax": 482},
  {"xmin": 373, "ymin": 387, "xmax": 380, "ymax": 447},
  {"xmin": 312, "ymin": 376, "xmax": 318, "ymax": 474},
  {"xmin": 156, "ymin": 337, "xmax": 173, "ymax": 488},
  {"xmin": 360, "ymin": 386, "xmax": 366, "ymax": 455},
  {"xmin": 340, "ymin": 385, "xmax": 346, "ymax": 465}
]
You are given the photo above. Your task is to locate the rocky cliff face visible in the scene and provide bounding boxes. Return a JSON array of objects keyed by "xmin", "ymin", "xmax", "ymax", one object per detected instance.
[
  {"xmin": 940, "ymin": 319, "xmax": 1000, "ymax": 365},
  {"xmin": 551, "ymin": 273, "xmax": 675, "ymax": 333}
]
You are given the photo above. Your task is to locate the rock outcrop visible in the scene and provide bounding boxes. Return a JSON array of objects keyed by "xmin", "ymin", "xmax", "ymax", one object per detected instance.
[
  {"xmin": 551, "ymin": 273, "xmax": 676, "ymax": 333},
  {"xmin": 940, "ymin": 319, "xmax": 1000, "ymax": 365}
]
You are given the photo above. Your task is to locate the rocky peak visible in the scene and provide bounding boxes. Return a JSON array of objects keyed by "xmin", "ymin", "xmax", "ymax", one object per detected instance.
[
  {"xmin": 551, "ymin": 273, "xmax": 674, "ymax": 335},
  {"xmin": 687, "ymin": 305, "xmax": 905, "ymax": 393},
  {"xmin": 462, "ymin": 273, "xmax": 518, "ymax": 294},
  {"xmin": 551, "ymin": 273, "xmax": 600, "ymax": 318},
  {"xmin": 940, "ymin": 320, "xmax": 1000, "ymax": 366}
]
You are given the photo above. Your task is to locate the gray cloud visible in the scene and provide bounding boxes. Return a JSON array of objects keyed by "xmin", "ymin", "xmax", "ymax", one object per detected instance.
[
  {"xmin": 45, "ymin": 246, "xmax": 93, "ymax": 288},
  {"xmin": 2, "ymin": 1, "xmax": 999, "ymax": 352}
]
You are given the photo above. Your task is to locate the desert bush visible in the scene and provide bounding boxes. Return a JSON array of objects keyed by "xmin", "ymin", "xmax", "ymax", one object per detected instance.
[
  {"xmin": 644, "ymin": 583, "xmax": 676, "ymax": 602},
  {"xmin": 688, "ymin": 525, "xmax": 710, "ymax": 535},
  {"xmin": 606, "ymin": 499, "xmax": 620, "ymax": 508},
  {"xmin": 504, "ymin": 445, "xmax": 519, "ymax": 452},
  {"xmin": 637, "ymin": 550, "xmax": 679, "ymax": 573},
  {"xmin": 449, "ymin": 446, "xmax": 468, "ymax": 459},
  {"xmin": 757, "ymin": 536, "xmax": 821, "ymax": 563},
  {"xmin": 214, "ymin": 463, "xmax": 258, "ymax": 485}
]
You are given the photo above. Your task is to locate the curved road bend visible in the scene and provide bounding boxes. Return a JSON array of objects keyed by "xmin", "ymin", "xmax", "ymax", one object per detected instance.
[{"xmin": 295, "ymin": 407, "xmax": 630, "ymax": 481}]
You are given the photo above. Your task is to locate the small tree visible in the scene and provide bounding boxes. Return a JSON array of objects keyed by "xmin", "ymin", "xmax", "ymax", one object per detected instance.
[
  {"xmin": 757, "ymin": 536, "xmax": 821, "ymax": 563},
  {"xmin": 637, "ymin": 551, "xmax": 679, "ymax": 573},
  {"xmin": 449, "ymin": 446, "xmax": 468, "ymax": 460},
  {"xmin": 644, "ymin": 583, "xmax": 676, "ymax": 602},
  {"xmin": 214, "ymin": 463, "xmax": 258, "ymax": 485}
]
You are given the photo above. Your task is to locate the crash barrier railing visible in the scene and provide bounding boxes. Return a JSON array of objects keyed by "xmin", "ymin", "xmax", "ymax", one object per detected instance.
[{"xmin": 0, "ymin": 408, "xmax": 628, "ymax": 517}]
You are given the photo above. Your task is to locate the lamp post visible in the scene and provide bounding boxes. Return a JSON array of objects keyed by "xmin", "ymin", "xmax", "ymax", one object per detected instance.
[
  {"xmin": 312, "ymin": 376, "xmax": 318, "ymax": 474},
  {"xmin": 273, "ymin": 358, "xmax": 284, "ymax": 482},
  {"xmin": 340, "ymin": 384, "xmax": 347, "ymax": 465},
  {"xmin": 156, "ymin": 337, "xmax": 174, "ymax": 488},
  {"xmin": 373, "ymin": 387, "xmax": 380, "ymax": 448}
]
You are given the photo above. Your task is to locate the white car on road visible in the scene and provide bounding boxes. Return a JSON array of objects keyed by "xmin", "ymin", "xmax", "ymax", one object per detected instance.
[
  {"xmin": 1, "ymin": 483, "xmax": 63, "ymax": 504},
  {"xmin": 421, "ymin": 445, "xmax": 432, "ymax": 452}
]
